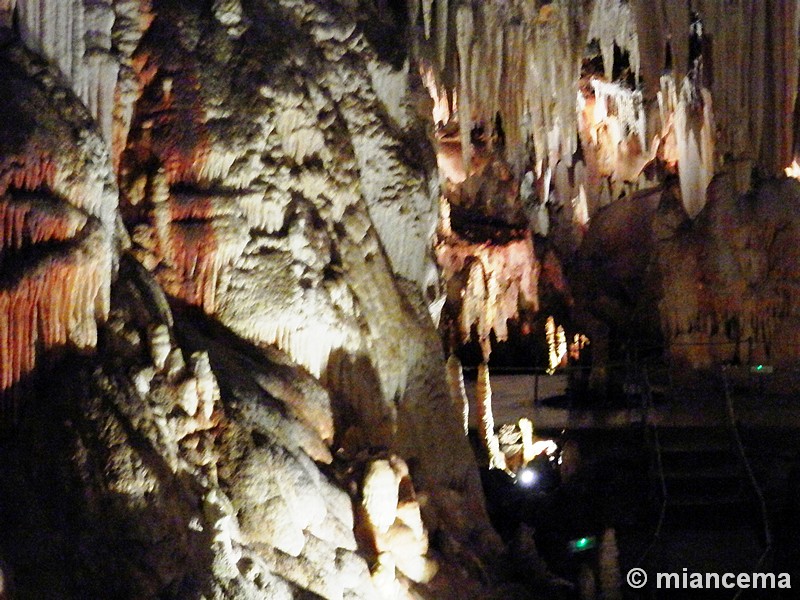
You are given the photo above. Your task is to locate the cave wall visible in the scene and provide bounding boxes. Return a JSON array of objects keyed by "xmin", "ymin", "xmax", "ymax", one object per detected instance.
[{"xmin": 0, "ymin": 1, "xmax": 497, "ymax": 598}]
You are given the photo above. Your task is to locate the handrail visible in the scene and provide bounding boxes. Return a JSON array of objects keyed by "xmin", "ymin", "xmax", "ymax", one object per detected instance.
[{"xmin": 722, "ymin": 367, "xmax": 773, "ymax": 597}]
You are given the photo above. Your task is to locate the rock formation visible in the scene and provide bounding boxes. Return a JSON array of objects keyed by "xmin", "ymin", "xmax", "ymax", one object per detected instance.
[{"xmin": 0, "ymin": 1, "xmax": 497, "ymax": 598}]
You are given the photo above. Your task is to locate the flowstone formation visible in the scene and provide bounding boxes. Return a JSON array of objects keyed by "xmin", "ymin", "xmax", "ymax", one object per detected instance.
[
  {"xmin": 0, "ymin": 1, "xmax": 503, "ymax": 598},
  {"xmin": 0, "ymin": 40, "xmax": 115, "ymax": 410},
  {"xmin": 116, "ymin": 0, "xmax": 466, "ymax": 484}
]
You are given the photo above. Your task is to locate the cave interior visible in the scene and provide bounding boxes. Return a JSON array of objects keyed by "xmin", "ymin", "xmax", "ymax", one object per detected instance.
[{"xmin": 0, "ymin": 0, "xmax": 799, "ymax": 598}]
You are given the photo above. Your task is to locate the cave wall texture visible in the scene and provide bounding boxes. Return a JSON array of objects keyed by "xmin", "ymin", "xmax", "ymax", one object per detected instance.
[
  {"xmin": 2, "ymin": 0, "xmax": 800, "ymax": 599},
  {"xmin": 0, "ymin": 1, "xmax": 494, "ymax": 598}
]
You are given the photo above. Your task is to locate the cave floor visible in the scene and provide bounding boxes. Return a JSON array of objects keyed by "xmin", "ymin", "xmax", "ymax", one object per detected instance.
[{"xmin": 464, "ymin": 372, "xmax": 800, "ymax": 431}]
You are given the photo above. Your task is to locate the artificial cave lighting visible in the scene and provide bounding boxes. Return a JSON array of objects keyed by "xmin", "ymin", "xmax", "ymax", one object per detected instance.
[
  {"xmin": 516, "ymin": 467, "xmax": 537, "ymax": 487},
  {"xmin": 786, "ymin": 160, "xmax": 800, "ymax": 180}
]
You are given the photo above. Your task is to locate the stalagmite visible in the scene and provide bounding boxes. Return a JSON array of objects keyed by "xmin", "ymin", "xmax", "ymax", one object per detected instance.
[
  {"xmin": 445, "ymin": 353, "xmax": 469, "ymax": 435},
  {"xmin": 519, "ymin": 417, "xmax": 535, "ymax": 465},
  {"xmin": 362, "ymin": 460, "xmax": 399, "ymax": 535},
  {"xmin": 546, "ymin": 316, "xmax": 566, "ymax": 374},
  {"xmin": 557, "ymin": 325, "xmax": 567, "ymax": 365},
  {"xmin": 148, "ymin": 324, "xmax": 171, "ymax": 371},
  {"xmin": 476, "ymin": 361, "xmax": 506, "ymax": 471}
]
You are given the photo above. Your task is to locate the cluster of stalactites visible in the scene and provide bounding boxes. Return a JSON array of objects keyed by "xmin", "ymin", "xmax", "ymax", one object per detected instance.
[
  {"xmin": 633, "ymin": 0, "xmax": 799, "ymax": 179},
  {"xmin": 12, "ymin": 0, "xmax": 121, "ymax": 146},
  {"xmin": 413, "ymin": 0, "xmax": 800, "ymax": 220},
  {"xmin": 0, "ymin": 187, "xmax": 111, "ymax": 406},
  {"xmin": 0, "ymin": 232, "xmax": 110, "ymax": 395},
  {"xmin": 436, "ymin": 232, "xmax": 539, "ymax": 347},
  {"xmin": 412, "ymin": 0, "xmax": 639, "ymax": 177}
]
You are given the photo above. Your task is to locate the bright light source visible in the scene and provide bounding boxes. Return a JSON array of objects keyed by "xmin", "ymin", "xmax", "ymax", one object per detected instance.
[
  {"xmin": 517, "ymin": 468, "xmax": 537, "ymax": 487},
  {"xmin": 568, "ymin": 536, "xmax": 597, "ymax": 553}
]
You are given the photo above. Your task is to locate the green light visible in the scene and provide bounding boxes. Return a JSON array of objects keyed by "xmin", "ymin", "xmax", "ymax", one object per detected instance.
[
  {"xmin": 756, "ymin": 365, "xmax": 763, "ymax": 371},
  {"xmin": 569, "ymin": 536, "xmax": 597, "ymax": 553}
]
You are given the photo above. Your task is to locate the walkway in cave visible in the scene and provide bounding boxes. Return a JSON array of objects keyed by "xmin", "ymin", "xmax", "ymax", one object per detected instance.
[{"xmin": 464, "ymin": 369, "xmax": 800, "ymax": 431}]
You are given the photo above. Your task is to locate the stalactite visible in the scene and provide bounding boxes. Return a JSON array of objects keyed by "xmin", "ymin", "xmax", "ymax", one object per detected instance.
[
  {"xmin": 546, "ymin": 315, "xmax": 567, "ymax": 374},
  {"xmin": 0, "ymin": 0, "xmax": 14, "ymax": 26},
  {"xmin": 671, "ymin": 78, "xmax": 715, "ymax": 219},
  {"xmin": 438, "ymin": 234, "xmax": 539, "ymax": 345},
  {"xmin": 0, "ymin": 156, "xmax": 57, "ymax": 199},
  {"xmin": 15, "ymin": 0, "xmax": 121, "ymax": 146},
  {"xmin": 0, "ymin": 228, "xmax": 110, "ymax": 398},
  {"xmin": 588, "ymin": 0, "xmax": 639, "ymax": 83},
  {"xmin": 421, "ymin": 0, "xmax": 433, "ymax": 39},
  {"xmin": 455, "ymin": 4, "xmax": 473, "ymax": 177},
  {"xmin": 0, "ymin": 159, "xmax": 112, "ymax": 412},
  {"xmin": 435, "ymin": 0, "xmax": 447, "ymax": 71},
  {"xmin": 0, "ymin": 195, "xmax": 86, "ymax": 253},
  {"xmin": 1, "ymin": 153, "xmax": 113, "ymax": 241}
]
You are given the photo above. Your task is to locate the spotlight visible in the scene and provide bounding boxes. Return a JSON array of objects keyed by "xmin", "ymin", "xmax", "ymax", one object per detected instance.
[{"xmin": 517, "ymin": 467, "xmax": 537, "ymax": 487}]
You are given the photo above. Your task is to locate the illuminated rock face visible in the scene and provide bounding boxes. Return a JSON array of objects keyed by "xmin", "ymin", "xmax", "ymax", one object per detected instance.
[
  {"xmin": 658, "ymin": 176, "xmax": 800, "ymax": 371},
  {"xmin": 0, "ymin": 2, "xmax": 494, "ymax": 599},
  {"xmin": 0, "ymin": 43, "xmax": 114, "ymax": 406},
  {"xmin": 117, "ymin": 1, "xmax": 461, "ymax": 474},
  {"xmin": 0, "ymin": 253, "xmax": 381, "ymax": 598}
]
